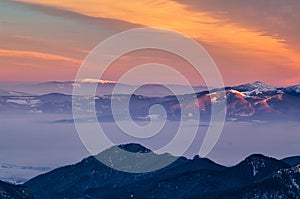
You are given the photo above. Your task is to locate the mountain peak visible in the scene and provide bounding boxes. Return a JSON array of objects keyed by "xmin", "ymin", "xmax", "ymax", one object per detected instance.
[
  {"xmin": 252, "ymin": 80, "xmax": 266, "ymax": 86},
  {"xmin": 233, "ymin": 154, "xmax": 290, "ymax": 177},
  {"xmin": 118, "ymin": 143, "xmax": 152, "ymax": 153},
  {"xmin": 244, "ymin": 154, "xmax": 271, "ymax": 163},
  {"xmin": 245, "ymin": 81, "xmax": 273, "ymax": 89},
  {"xmin": 242, "ymin": 154, "xmax": 285, "ymax": 166},
  {"xmin": 245, "ymin": 154, "xmax": 269, "ymax": 160},
  {"xmin": 231, "ymin": 81, "xmax": 276, "ymax": 96},
  {"xmin": 243, "ymin": 154, "xmax": 270, "ymax": 167}
]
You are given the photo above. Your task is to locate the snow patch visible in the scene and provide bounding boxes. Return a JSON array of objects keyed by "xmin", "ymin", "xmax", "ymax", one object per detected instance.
[
  {"xmin": 81, "ymin": 78, "xmax": 116, "ymax": 84},
  {"xmin": 251, "ymin": 162, "xmax": 258, "ymax": 176},
  {"xmin": 8, "ymin": 91, "xmax": 21, "ymax": 96},
  {"xmin": 6, "ymin": 97, "xmax": 40, "ymax": 106}
]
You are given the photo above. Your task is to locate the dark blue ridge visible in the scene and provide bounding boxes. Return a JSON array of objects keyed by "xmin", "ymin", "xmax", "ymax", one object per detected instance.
[{"xmin": 23, "ymin": 143, "xmax": 299, "ymax": 199}]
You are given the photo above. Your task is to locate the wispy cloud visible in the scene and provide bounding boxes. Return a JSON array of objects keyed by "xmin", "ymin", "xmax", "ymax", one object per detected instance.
[{"xmin": 0, "ymin": 49, "xmax": 81, "ymax": 64}]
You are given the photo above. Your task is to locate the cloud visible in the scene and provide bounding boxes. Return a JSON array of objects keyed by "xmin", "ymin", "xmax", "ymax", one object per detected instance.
[
  {"xmin": 0, "ymin": 0, "xmax": 142, "ymax": 82},
  {"xmin": 12, "ymin": 0, "xmax": 298, "ymax": 67},
  {"xmin": 3, "ymin": 0, "xmax": 300, "ymax": 85},
  {"xmin": 0, "ymin": 0, "xmax": 143, "ymax": 58},
  {"xmin": 175, "ymin": 0, "xmax": 300, "ymax": 50},
  {"xmin": 8, "ymin": 0, "xmax": 141, "ymax": 30},
  {"xmin": 0, "ymin": 49, "xmax": 81, "ymax": 64}
]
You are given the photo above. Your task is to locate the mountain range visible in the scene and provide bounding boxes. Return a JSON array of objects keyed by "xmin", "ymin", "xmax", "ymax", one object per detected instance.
[
  {"xmin": 1, "ymin": 81, "xmax": 300, "ymax": 122},
  {"xmin": 1, "ymin": 81, "xmax": 300, "ymax": 198},
  {"xmin": 0, "ymin": 81, "xmax": 208, "ymax": 97},
  {"xmin": 2, "ymin": 143, "xmax": 298, "ymax": 199}
]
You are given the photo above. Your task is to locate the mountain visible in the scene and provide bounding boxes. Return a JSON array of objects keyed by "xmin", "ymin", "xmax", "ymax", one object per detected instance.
[
  {"xmin": 0, "ymin": 180, "xmax": 34, "ymax": 199},
  {"xmin": 1, "ymin": 81, "xmax": 300, "ymax": 122},
  {"xmin": 1, "ymin": 81, "xmax": 207, "ymax": 97},
  {"xmin": 23, "ymin": 143, "xmax": 299, "ymax": 199},
  {"xmin": 171, "ymin": 81, "xmax": 300, "ymax": 121},
  {"xmin": 230, "ymin": 81, "xmax": 278, "ymax": 96}
]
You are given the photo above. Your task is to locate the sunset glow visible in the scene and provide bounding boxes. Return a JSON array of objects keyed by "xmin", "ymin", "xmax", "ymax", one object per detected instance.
[{"xmin": 1, "ymin": 0, "xmax": 300, "ymax": 85}]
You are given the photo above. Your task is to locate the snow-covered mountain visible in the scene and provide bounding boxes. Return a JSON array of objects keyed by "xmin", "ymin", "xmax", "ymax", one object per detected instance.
[
  {"xmin": 1, "ymin": 81, "xmax": 300, "ymax": 122},
  {"xmin": 230, "ymin": 81, "xmax": 278, "ymax": 96}
]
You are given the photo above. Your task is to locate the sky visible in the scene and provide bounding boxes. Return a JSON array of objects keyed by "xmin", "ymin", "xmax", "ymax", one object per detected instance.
[{"xmin": 1, "ymin": 0, "xmax": 300, "ymax": 86}]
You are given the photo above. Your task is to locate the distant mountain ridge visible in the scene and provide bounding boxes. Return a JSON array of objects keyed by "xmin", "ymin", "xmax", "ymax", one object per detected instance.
[
  {"xmin": 0, "ymin": 89, "xmax": 33, "ymax": 97},
  {"xmin": 0, "ymin": 81, "xmax": 208, "ymax": 97},
  {"xmin": 23, "ymin": 143, "xmax": 300, "ymax": 199},
  {"xmin": 0, "ymin": 163, "xmax": 52, "ymax": 184},
  {"xmin": 1, "ymin": 81, "xmax": 300, "ymax": 122}
]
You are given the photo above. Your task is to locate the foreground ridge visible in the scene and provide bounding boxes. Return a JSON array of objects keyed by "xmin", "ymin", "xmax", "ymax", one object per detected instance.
[{"xmin": 23, "ymin": 143, "xmax": 300, "ymax": 199}]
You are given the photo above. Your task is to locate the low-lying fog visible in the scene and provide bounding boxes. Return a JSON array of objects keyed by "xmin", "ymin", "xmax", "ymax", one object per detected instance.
[{"xmin": 0, "ymin": 113, "xmax": 299, "ymax": 182}]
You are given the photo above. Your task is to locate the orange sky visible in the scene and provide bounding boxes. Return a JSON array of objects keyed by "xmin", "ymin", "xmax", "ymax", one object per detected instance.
[{"xmin": 1, "ymin": 0, "xmax": 299, "ymax": 86}]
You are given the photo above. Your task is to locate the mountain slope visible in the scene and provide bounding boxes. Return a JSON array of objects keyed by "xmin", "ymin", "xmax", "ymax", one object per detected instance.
[
  {"xmin": 0, "ymin": 180, "xmax": 34, "ymax": 199},
  {"xmin": 198, "ymin": 164, "xmax": 300, "ymax": 199}
]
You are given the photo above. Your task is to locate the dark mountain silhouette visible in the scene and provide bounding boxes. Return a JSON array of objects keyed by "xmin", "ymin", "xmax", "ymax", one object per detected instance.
[{"xmin": 23, "ymin": 144, "xmax": 299, "ymax": 199}]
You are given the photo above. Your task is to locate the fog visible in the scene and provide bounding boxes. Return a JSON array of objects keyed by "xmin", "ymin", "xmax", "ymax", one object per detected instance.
[{"xmin": 0, "ymin": 113, "xmax": 299, "ymax": 172}]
